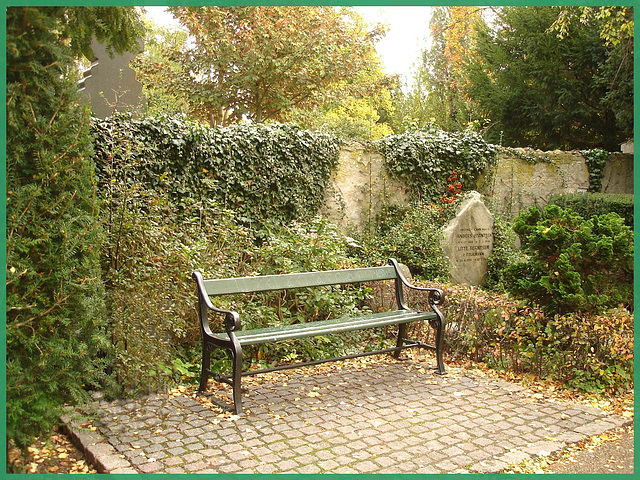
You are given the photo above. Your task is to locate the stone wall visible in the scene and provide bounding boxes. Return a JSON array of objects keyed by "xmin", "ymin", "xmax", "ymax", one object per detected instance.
[
  {"xmin": 482, "ymin": 149, "xmax": 634, "ymax": 220},
  {"xmin": 323, "ymin": 144, "xmax": 633, "ymax": 229},
  {"xmin": 322, "ymin": 143, "xmax": 409, "ymax": 232}
]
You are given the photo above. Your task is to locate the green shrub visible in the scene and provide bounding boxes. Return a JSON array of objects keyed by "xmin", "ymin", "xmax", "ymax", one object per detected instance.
[
  {"xmin": 91, "ymin": 111, "xmax": 373, "ymax": 393},
  {"xmin": 96, "ymin": 137, "xmax": 258, "ymax": 394},
  {"xmin": 503, "ymin": 205, "xmax": 633, "ymax": 315},
  {"xmin": 360, "ymin": 201, "xmax": 453, "ymax": 281},
  {"xmin": 549, "ymin": 192, "xmax": 633, "ymax": 227},
  {"xmin": 254, "ymin": 217, "xmax": 362, "ymax": 275},
  {"xmin": 101, "ymin": 195, "xmax": 376, "ymax": 391},
  {"xmin": 6, "ymin": 7, "xmax": 111, "ymax": 449},
  {"xmin": 484, "ymin": 214, "xmax": 524, "ymax": 291}
]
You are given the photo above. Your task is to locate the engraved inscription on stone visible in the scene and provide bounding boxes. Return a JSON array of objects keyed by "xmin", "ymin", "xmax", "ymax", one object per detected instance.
[
  {"xmin": 443, "ymin": 192, "xmax": 494, "ymax": 285},
  {"xmin": 452, "ymin": 227, "xmax": 492, "ymax": 261}
]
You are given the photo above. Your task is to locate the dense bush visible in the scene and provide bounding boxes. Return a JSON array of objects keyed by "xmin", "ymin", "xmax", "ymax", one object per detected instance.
[
  {"xmin": 484, "ymin": 215, "xmax": 524, "ymax": 291},
  {"xmin": 549, "ymin": 192, "xmax": 633, "ymax": 227},
  {"xmin": 503, "ymin": 205, "xmax": 633, "ymax": 315},
  {"xmin": 409, "ymin": 283, "xmax": 633, "ymax": 394},
  {"xmin": 359, "ymin": 201, "xmax": 453, "ymax": 280},
  {"xmin": 102, "ymin": 192, "xmax": 256, "ymax": 395},
  {"xmin": 6, "ymin": 8, "xmax": 111, "ymax": 449},
  {"xmin": 92, "ymin": 113, "xmax": 342, "ymax": 226},
  {"xmin": 495, "ymin": 307, "xmax": 634, "ymax": 394},
  {"xmin": 374, "ymin": 124, "xmax": 497, "ymax": 203}
]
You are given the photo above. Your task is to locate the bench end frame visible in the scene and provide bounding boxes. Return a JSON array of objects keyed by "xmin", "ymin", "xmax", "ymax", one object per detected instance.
[{"xmin": 388, "ymin": 258, "xmax": 446, "ymax": 375}]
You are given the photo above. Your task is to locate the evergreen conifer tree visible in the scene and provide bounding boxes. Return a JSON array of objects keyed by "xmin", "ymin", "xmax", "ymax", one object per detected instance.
[{"xmin": 6, "ymin": 6, "xmax": 143, "ymax": 450}]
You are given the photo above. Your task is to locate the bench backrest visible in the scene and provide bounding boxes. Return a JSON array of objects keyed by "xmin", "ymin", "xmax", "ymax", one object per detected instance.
[{"xmin": 200, "ymin": 265, "xmax": 398, "ymax": 297}]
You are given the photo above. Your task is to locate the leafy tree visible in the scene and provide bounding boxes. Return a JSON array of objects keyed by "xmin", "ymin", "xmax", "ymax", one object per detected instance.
[
  {"xmin": 391, "ymin": 7, "xmax": 486, "ymax": 134},
  {"xmin": 551, "ymin": 6, "xmax": 633, "ymax": 140},
  {"xmin": 6, "ymin": 6, "xmax": 143, "ymax": 451},
  {"xmin": 389, "ymin": 81, "xmax": 430, "ymax": 134},
  {"xmin": 465, "ymin": 6, "xmax": 629, "ymax": 150},
  {"xmin": 551, "ymin": 6, "xmax": 634, "ymax": 46},
  {"xmin": 132, "ymin": 6, "xmax": 387, "ymax": 126},
  {"xmin": 312, "ymin": 93, "xmax": 395, "ymax": 141},
  {"xmin": 288, "ymin": 66, "xmax": 398, "ymax": 141},
  {"xmin": 414, "ymin": 7, "xmax": 485, "ymax": 131},
  {"xmin": 137, "ymin": 16, "xmax": 191, "ymax": 118}
]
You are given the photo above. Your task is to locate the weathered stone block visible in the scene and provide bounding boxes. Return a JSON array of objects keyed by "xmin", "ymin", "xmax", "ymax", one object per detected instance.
[
  {"xmin": 443, "ymin": 192, "xmax": 493, "ymax": 286},
  {"xmin": 323, "ymin": 144, "xmax": 408, "ymax": 232},
  {"xmin": 601, "ymin": 153, "xmax": 634, "ymax": 193}
]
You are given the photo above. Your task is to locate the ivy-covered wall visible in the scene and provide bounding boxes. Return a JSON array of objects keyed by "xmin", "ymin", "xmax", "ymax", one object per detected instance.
[
  {"xmin": 92, "ymin": 116, "xmax": 632, "ymax": 231},
  {"xmin": 325, "ymin": 145, "xmax": 634, "ymax": 229},
  {"xmin": 92, "ymin": 113, "xmax": 342, "ymax": 227}
]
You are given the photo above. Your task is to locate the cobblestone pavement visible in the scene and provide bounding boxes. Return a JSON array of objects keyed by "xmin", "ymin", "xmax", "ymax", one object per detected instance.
[{"xmin": 63, "ymin": 358, "xmax": 630, "ymax": 474}]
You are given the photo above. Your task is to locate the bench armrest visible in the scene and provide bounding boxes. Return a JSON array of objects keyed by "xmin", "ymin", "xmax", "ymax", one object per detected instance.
[
  {"xmin": 388, "ymin": 258, "xmax": 445, "ymax": 309},
  {"xmin": 193, "ymin": 271, "xmax": 241, "ymax": 334},
  {"xmin": 398, "ymin": 277, "xmax": 445, "ymax": 306}
]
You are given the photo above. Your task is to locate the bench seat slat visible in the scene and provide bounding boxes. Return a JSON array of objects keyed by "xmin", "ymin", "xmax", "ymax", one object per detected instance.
[
  {"xmin": 203, "ymin": 265, "xmax": 397, "ymax": 296},
  {"xmin": 213, "ymin": 310, "xmax": 436, "ymax": 346}
]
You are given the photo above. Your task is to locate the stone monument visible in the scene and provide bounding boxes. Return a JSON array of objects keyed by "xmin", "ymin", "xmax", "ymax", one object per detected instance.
[{"xmin": 443, "ymin": 191, "xmax": 494, "ymax": 285}]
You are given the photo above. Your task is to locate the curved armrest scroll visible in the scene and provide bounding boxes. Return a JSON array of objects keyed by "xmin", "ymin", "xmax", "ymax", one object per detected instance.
[
  {"xmin": 224, "ymin": 311, "xmax": 241, "ymax": 333},
  {"xmin": 387, "ymin": 258, "xmax": 445, "ymax": 308},
  {"xmin": 193, "ymin": 271, "xmax": 242, "ymax": 334}
]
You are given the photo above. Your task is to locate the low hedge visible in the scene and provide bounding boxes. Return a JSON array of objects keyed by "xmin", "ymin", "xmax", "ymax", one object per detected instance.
[
  {"xmin": 407, "ymin": 282, "xmax": 634, "ymax": 395},
  {"xmin": 548, "ymin": 192, "xmax": 633, "ymax": 227}
]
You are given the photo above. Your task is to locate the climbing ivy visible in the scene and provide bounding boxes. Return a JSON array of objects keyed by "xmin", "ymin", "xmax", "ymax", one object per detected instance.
[
  {"xmin": 92, "ymin": 113, "xmax": 342, "ymax": 227},
  {"xmin": 374, "ymin": 124, "xmax": 497, "ymax": 203},
  {"xmin": 581, "ymin": 148, "xmax": 610, "ymax": 193}
]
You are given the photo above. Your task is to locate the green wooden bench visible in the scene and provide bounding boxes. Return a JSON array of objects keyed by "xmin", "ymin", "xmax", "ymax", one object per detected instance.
[{"xmin": 192, "ymin": 258, "xmax": 446, "ymax": 414}]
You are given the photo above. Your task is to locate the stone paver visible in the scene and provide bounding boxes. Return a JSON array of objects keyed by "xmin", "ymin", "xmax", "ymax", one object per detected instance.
[{"xmin": 63, "ymin": 359, "xmax": 630, "ymax": 474}]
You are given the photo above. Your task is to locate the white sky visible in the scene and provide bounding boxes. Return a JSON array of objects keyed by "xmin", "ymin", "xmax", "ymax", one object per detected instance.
[
  {"xmin": 143, "ymin": 6, "xmax": 432, "ymax": 87},
  {"xmin": 354, "ymin": 7, "xmax": 432, "ymax": 85}
]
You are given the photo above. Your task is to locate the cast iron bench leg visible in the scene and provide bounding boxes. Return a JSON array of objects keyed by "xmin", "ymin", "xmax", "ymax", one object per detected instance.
[
  {"xmin": 433, "ymin": 318, "xmax": 446, "ymax": 375},
  {"xmin": 394, "ymin": 323, "xmax": 407, "ymax": 359},
  {"xmin": 198, "ymin": 342, "xmax": 210, "ymax": 393},
  {"xmin": 230, "ymin": 339, "xmax": 243, "ymax": 415}
]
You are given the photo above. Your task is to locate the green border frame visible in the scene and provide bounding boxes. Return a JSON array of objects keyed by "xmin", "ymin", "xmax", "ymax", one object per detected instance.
[{"xmin": 1, "ymin": 1, "xmax": 636, "ymax": 478}]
